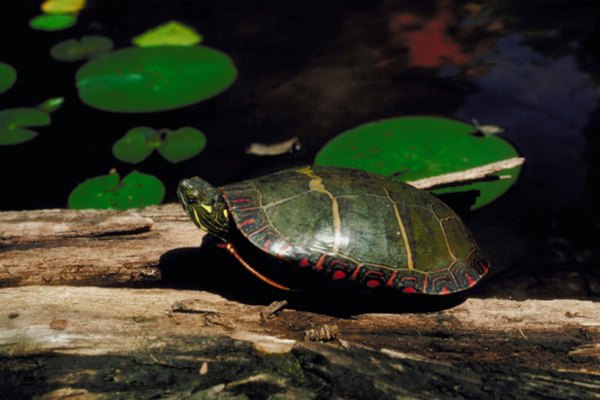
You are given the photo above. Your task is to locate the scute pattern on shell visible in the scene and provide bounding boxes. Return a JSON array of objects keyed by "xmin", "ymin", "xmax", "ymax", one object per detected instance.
[{"xmin": 221, "ymin": 166, "xmax": 489, "ymax": 294}]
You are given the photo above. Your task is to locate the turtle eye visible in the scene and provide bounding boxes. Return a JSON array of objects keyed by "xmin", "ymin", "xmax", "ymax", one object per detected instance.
[{"xmin": 186, "ymin": 196, "xmax": 198, "ymax": 205}]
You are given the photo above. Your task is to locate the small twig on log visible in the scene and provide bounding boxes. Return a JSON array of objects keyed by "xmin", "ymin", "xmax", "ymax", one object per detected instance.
[{"xmin": 408, "ymin": 157, "xmax": 525, "ymax": 190}]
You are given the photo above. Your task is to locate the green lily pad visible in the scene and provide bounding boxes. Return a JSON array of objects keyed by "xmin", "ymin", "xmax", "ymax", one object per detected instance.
[
  {"xmin": 0, "ymin": 108, "xmax": 51, "ymax": 145},
  {"xmin": 76, "ymin": 46, "xmax": 237, "ymax": 113},
  {"xmin": 157, "ymin": 127, "xmax": 206, "ymax": 163},
  {"xmin": 0, "ymin": 62, "xmax": 17, "ymax": 94},
  {"xmin": 112, "ymin": 127, "xmax": 159, "ymax": 163},
  {"xmin": 113, "ymin": 126, "xmax": 206, "ymax": 163},
  {"xmin": 315, "ymin": 116, "xmax": 521, "ymax": 209},
  {"xmin": 132, "ymin": 21, "xmax": 203, "ymax": 47},
  {"xmin": 50, "ymin": 36, "xmax": 114, "ymax": 61},
  {"xmin": 37, "ymin": 97, "xmax": 65, "ymax": 113},
  {"xmin": 30, "ymin": 14, "xmax": 77, "ymax": 31},
  {"xmin": 68, "ymin": 170, "xmax": 165, "ymax": 210}
]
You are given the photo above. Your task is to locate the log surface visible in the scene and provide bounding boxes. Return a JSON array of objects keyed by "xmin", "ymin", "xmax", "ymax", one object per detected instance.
[
  {"xmin": 1, "ymin": 206, "xmax": 599, "ymax": 399},
  {"xmin": 0, "ymin": 205, "xmax": 199, "ymax": 287}
]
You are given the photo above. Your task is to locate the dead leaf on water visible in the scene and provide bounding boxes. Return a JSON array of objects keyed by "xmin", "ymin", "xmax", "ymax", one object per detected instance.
[{"xmin": 246, "ymin": 137, "xmax": 301, "ymax": 156}]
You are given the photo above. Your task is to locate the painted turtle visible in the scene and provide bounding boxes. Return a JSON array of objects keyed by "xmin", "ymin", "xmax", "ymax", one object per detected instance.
[{"xmin": 177, "ymin": 165, "xmax": 489, "ymax": 294}]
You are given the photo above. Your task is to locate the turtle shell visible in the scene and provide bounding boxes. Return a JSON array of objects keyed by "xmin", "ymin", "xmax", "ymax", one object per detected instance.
[{"xmin": 220, "ymin": 166, "xmax": 489, "ymax": 294}]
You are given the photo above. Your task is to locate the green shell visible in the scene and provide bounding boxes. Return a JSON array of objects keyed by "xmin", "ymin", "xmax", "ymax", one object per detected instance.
[{"xmin": 221, "ymin": 166, "xmax": 489, "ymax": 294}]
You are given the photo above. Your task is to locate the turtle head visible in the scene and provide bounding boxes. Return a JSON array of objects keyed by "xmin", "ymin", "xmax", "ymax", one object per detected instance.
[{"xmin": 177, "ymin": 177, "xmax": 229, "ymax": 241}]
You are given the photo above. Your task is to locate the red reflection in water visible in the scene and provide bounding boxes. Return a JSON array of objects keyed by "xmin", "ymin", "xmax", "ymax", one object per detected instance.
[{"xmin": 389, "ymin": 1, "xmax": 475, "ymax": 68}]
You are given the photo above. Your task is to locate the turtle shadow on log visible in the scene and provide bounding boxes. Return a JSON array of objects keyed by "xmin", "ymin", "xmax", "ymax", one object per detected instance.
[{"xmin": 157, "ymin": 236, "xmax": 470, "ymax": 317}]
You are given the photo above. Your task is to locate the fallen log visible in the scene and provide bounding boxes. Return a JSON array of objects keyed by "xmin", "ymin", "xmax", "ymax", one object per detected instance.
[
  {"xmin": 1, "ymin": 206, "xmax": 599, "ymax": 398},
  {"xmin": 0, "ymin": 286, "xmax": 599, "ymax": 399},
  {"xmin": 0, "ymin": 205, "xmax": 198, "ymax": 287}
]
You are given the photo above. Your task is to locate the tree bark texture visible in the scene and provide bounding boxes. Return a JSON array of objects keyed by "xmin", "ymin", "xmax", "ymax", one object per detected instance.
[{"xmin": 1, "ymin": 206, "xmax": 599, "ymax": 399}]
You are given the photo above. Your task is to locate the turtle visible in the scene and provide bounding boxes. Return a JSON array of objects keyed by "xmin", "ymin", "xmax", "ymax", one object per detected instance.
[{"xmin": 177, "ymin": 165, "xmax": 490, "ymax": 294}]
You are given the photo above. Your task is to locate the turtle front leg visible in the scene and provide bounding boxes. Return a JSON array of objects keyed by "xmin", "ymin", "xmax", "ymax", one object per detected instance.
[{"xmin": 216, "ymin": 242, "xmax": 294, "ymax": 291}]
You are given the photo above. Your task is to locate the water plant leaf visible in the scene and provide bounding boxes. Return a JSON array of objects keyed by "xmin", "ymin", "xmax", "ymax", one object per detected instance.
[
  {"xmin": 76, "ymin": 46, "xmax": 237, "ymax": 112},
  {"xmin": 30, "ymin": 14, "xmax": 77, "ymax": 31},
  {"xmin": 314, "ymin": 116, "xmax": 521, "ymax": 209},
  {"xmin": 0, "ymin": 108, "xmax": 51, "ymax": 145},
  {"xmin": 157, "ymin": 127, "xmax": 206, "ymax": 163},
  {"xmin": 37, "ymin": 97, "xmax": 65, "ymax": 113},
  {"xmin": 0, "ymin": 62, "xmax": 17, "ymax": 94},
  {"xmin": 41, "ymin": 0, "xmax": 86, "ymax": 14},
  {"xmin": 50, "ymin": 36, "xmax": 114, "ymax": 61},
  {"xmin": 112, "ymin": 127, "xmax": 159, "ymax": 163},
  {"xmin": 112, "ymin": 126, "xmax": 206, "ymax": 164},
  {"xmin": 132, "ymin": 21, "xmax": 203, "ymax": 47},
  {"xmin": 68, "ymin": 170, "xmax": 165, "ymax": 210}
]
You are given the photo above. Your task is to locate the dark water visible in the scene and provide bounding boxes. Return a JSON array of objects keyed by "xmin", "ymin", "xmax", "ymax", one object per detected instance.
[{"xmin": 1, "ymin": 1, "xmax": 599, "ymax": 300}]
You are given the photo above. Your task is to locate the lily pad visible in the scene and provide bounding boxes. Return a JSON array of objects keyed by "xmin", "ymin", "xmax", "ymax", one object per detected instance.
[
  {"xmin": 113, "ymin": 126, "xmax": 206, "ymax": 163},
  {"xmin": 112, "ymin": 127, "xmax": 158, "ymax": 163},
  {"xmin": 37, "ymin": 97, "xmax": 65, "ymax": 113},
  {"xmin": 0, "ymin": 62, "xmax": 17, "ymax": 94},
  {"xmin": 41, "ymin": 0, "xmax": 86, "ymax": 14},
  {"xmin": 30, "ymin": 14, "xmax": 77, "ymax": 31},
  {"xmin": 132, "ymin": 21, "xmax": 203, "ymax": 47},
  {"xmin": 157, "ymin": 127, "xmax": 206, "ymax": 163},
  {"xmin": 50, "ymin": 36, "xmax": 114, "ymax": 61},
  {"xmin": 68, "ymin": 170, "xmax": 165, "ymax": 210},
  {"xmin": 315, "ymin": 116, "xmax": 521, "ymax": 209},
  {"xmin": 76, "ymin": 46, "xmax": 237, "ymax": 113},
  {"xmin": 0, "ymin": 108, "xmax": 51, "ymax": 145}
]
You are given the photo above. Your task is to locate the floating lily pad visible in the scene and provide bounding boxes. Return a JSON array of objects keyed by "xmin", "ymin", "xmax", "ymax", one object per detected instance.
[
  {"xmin": 50, "ymin": 36, "xmax": 114, "ymax": 61},
  {"xmin": 37, "ymin": 97, "xmax": 65, "ymax": 113},
  {"xmin": 112, "ymin": 127, "xmax": 158, "ymax": 163},
  {"xmin": 68, "ymin": 170, "xmax": 165, "ymax": 210},
  {"xmin": 113, "ymin": 126, "xmax": 206, "ymax": 163},
  {"xmin": 132, "ymin": 21, "xmax": 202, "ymax": 47},
  {"xmin": 0, "ymin": 108, "xmax": 51, "ymax": 145},
  {"xmin": 0, "ymin": 62, "xmax": 17, "ymax": 94},
  {"xmin": 315, "ymin": 116, "xmax": 521, "ymax": 209},
  {"xmin": 30, "ymin": 14, "xmax": 77, "ymax": 31},
  {"xmin": 76, "ymin": 46, "xmax": 237, "ymax": 113},
  {"xmin": 41, "ymin": 0, "xmax": 86, "ymax": 14},
  {"xmin": 157, "ymin": 127, "xmax": 206, "ymax": 163}
]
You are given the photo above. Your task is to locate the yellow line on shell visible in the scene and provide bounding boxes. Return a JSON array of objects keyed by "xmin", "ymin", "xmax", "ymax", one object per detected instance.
[
  {"xmin": 297, "ymin": 166, "xmax": 342, "ymax": 253},
  {"xmin": 382, "ymin": 186, "xmax": 414, "ymax": 270},
  {"xmin": 437, "ymin": 216, "xmax": 458, "ymax": 261}
]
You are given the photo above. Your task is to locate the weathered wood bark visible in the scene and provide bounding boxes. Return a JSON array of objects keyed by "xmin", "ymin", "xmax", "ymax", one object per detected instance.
[
  {"xmin": 0, "ymin": 205, "xmax": 199, "ymax": 287},
  {"xmin": 1, "ymin": 206, "xmax": 599, "ymax": 399}
]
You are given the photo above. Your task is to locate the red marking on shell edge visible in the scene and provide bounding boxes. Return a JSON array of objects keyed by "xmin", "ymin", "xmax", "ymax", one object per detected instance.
[
  {"xmin": 250, "ymin": 225, "xmax": 268, "ymax": 235},
  {"xmin": 240, "ymin": 218, "xmax": 255, "ymax": 227},
  {"xmin": 315, "ymin": 255, "xmax": 326, "ymax": 271},
  {"xmin": 263, "ymin": 239, "xmax": 272, "ymax": 251},
  {"xmin": 465, "ymin": 272, "xmax": 476, "ymax": 286},
  {"xmin": 386, "ymin": 271, "xmax": 398, "ymax": 287},
  {"xmin": 232, "ymin": 198, "xmax": 250, "ymax": 203},
  {"xmin": 403, "ymin": 287, "xmax": 417, "ymax": 294},
  {"xmin": 299, "ymin": 258, "xmax": 310, "ymax": 267},
  {"xmin": 350, "ymin": 266, "xmax": 362, "ymax": 281},
  {"xmin": 440, "ymin": 287, "xmax": 450, "ymax": 295},
  {"xmin": 479, "ymin": 262, "xmax": 490, "ymax": 273},
  {"xmin": 366, "ymin": 279, "xmax": 381, "ymax": 288},
  {"xmin": 332, "ymin": 270, "xmax": 346, "ymax": 280}
]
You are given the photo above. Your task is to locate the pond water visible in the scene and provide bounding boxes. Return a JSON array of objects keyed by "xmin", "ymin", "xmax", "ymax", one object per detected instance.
[{"xmin": 1, "ymin": 0, "xmax": 599, "ymax": 300}]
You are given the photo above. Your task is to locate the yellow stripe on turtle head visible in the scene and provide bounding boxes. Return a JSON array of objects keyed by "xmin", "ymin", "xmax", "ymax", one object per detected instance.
[{"xmin": 191, "ymin": 208, "xmax": 207, "ymax": 231}]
